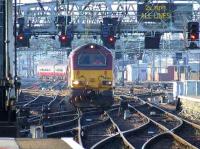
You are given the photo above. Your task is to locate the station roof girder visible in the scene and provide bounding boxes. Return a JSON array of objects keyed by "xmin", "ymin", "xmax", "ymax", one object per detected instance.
[{"xmin": 17, "ymin": 0, "xmax": 199, "ymax": 34}]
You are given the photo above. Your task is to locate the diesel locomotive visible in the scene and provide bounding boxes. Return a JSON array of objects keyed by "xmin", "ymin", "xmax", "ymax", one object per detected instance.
[{"xmin": 67, "ymin": 43, "xmax": 114, "ymax": 107}]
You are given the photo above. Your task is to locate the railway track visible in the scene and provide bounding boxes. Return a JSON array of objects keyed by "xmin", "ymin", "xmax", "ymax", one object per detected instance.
[
  {"xmin": 106, "ymin": 104, "xmax": 164, "ymax": 149},
  {"xmin": 17, "ymin": 92, "xmax": 36, "ymax": 108},
  {"xmin": 17, "ymin": 83, "xmax": 200, "ymax": 148},
  {"xmin": 79, "ymin": 116, "xmax": 117, "ymax": 149},
  {"xmin": 21, "ymin": 80, "xmax": 41, "ymax": 90},
  {"xmin": 92, "ymin": 134, "xmax": 131, "ymax": 149},
  {"xmin": 143, "ymin": 132, "xmax": 197, "ymax": 149},
  {"xmin": 174, "ymin": 120, "xmax": 200, "ymax": 148},
  {"xmin": 133, "ymin": 103, "xmax": 182, "ymax": 131},
  {"xmin": 79, "ymin": 105, "xmax": 148, "ymax": 149},
  {"xmin": 45, "ymin": 117, "xmax": 78, "ymax": 137},
  {"xmin": 135, "ymin": 99, "xmax": 200, "ymax": 148},
  {"xmin": 19, "ymin": 110, "xmax": 78, "ymax": 137},
  {"xmin": 78, "ymin": 110, "xmax": 109, "ymax": 148},
  {"xmin": 80, "ymin": 110, "xmax": 107, "ymax": 127},
  {"xmin": 106, "ymin": 105, "xmax": 166, "ymax": 149},
  {"xmin": 107, "ymin": 107, "xmax": 148, "ymax": 132},
  {"xmin": 19, "ymin": 81, "xmax": 68, "ymax": 113},
  {"xmin": 20, "ymin": 108, "xmax": 76, "ymax": 126},
  {"xmin": 147, "ymin": 98, "xmax": 200, "ymax": 148},
  {"xmin": 27, "ymin": 112, "xmax": 77, "ymax": 126},
  {"xmin": 78, "ymin": 108, "xmax": 132, "ymax": 149},
  {"xmin": 118, "ymin": 95, "xmax": 198, "ymax": 149},
  {"xmin": 124, "ymin": 121, "xmax": 164, "ymax": 149},
  {"xmin": 17, "ymin": 81, "xmax": 75, "ymax": 137}
]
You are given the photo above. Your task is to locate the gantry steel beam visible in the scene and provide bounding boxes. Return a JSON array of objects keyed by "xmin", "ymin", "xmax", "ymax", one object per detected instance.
[{"xmin": 16, "ymin": 0, "xmax": 199, "ymax": 34}]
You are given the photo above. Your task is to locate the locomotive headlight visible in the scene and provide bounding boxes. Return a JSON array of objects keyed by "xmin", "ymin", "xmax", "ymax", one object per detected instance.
[
  {"xmin": 90, "ymin": 44, "xmax": 95, "ymax": 49},
  {"xmin": 73, "ymin": 80, "xmax": 85, "ymax": 85},
  {"xmin": 73, "ymin": 80, "xmax": 80, "ymax": 85},
  {"xmin": 107, "ymin": 81, "xmax": 112, "ymax": 85},
  {"xmin": 102, "ymin": 81, "xmax": 112, "ymax": 85}
]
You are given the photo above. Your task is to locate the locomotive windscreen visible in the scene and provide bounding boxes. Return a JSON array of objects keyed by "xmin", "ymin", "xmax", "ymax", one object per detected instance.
[{"xmin": 78, "ymin": 53, "xmax": 106, "ymax": 66}]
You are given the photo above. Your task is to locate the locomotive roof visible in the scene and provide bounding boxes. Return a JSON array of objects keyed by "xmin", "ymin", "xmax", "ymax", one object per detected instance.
[{"xmin": 69, "ymin": 43, "xmax": 112, "ymax": 57}]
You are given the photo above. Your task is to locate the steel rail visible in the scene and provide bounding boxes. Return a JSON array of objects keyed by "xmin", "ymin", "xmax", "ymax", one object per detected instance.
[
  {"xmin": 23, "ymin": 95, "xmax": 42, "ymax": 107},
  {"xmin": 173, "ymin": 120, "xmax": 200, "ymax": 148},
  {"xmin": 46, "ymin": 127, "xmax": 78, "ymax": 138},
  {"xmin": 80, "ymin": 118, "xmax": 116, "ymax": 148},
  {"xmin": 104, "ymin": 111, "xmax": 134, "ymax": 149},
  {"xmin": 143, "ymin": 132, "xmax": 198, "ymax": 149},
  {"xmin": 44, "ymin": 117, "xmax": 78, "ymax": 133},
  {"xmin": 78, "ymin": 110, "xmax": 106, "ymax": 146},
  {"xmin": 122, "ymin": 95, "xmax": 199, "ymax": 148}
]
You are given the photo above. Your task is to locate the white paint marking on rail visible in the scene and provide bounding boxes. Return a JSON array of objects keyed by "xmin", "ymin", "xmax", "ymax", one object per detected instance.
[{"xmin": 61, "ymin": 137, "xmax": 84, "ymax": 149}]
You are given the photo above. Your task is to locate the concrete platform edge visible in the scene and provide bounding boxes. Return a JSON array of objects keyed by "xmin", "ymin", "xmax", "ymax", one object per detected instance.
[{"xmin": 61, "ymin": 137, "xmax": 84, "ymax": 149}]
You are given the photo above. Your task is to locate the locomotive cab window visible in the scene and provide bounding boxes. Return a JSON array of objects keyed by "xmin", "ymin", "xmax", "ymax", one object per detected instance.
[{"xmin": 78, "ymin": 53, "xmax": 106, "ymax": 66}]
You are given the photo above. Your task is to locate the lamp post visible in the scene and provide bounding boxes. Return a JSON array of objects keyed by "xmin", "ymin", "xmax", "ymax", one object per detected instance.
[{"xmin": 14, "ymin": 0, "xmax": 19, "ymax": 101}]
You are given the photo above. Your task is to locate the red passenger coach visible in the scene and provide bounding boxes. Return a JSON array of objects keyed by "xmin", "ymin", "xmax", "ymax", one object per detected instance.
[
  {"xmin": 54, "ymin": 64, "xmax": 67, "ymax": 80},
  {"xmin": 37, "ymin": 64, "xmax": 67, "ymax": 80},
  {"xmin": 68, "ymin": 43, "xmax": 114, "ymax": 108},
  {"xmin": 37, "ymin": 65, "xmax": 54, "ymax": 80}
]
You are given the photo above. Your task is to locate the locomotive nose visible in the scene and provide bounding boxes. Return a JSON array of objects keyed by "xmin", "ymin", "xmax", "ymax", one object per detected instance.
[{"xmin": 86, "ymin": 78, "xmax": 98, "ymax": 88}]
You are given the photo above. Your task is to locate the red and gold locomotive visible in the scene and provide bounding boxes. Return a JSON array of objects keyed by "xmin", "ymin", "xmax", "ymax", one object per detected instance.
[{"xmin": 67, "ymin": 43, "xmax": 114, "ymax": 107}]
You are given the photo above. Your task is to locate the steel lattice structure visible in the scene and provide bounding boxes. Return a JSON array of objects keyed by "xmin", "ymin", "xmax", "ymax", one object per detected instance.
[
  {"xmin": 17, "ymin": 0, "xmax": 200, "ymax": 34},
  {"xmin": 14, "ymin": 0, "xmax": 200, "ymax": 52}
]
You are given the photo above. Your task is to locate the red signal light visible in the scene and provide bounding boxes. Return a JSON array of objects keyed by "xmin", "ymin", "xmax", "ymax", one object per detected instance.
[
  {"xmin": 188, "ymin": 22, "xmax": 199, "ymax": 41},
  {"xmin": 190, "ymin": 34, "xmax": 196, "ymax": 41},
  {"xmin": 17, "ymin": 34, "xmax": 24, "ymax": 41},
  {"xmin": 16, "ymin": 33, "xmax": 30, "ymax": 48},
  {"xmin": 109, "ymin": 36, "xmax": 114, "ymax": 42},
  {"xmin": 61, "ymin": 36, "xmax": 66, "ymax": 40},
  {"xmin": 59, "ymin": 34, "xmax": 68, "ymax": 42},
  {"xmin": 107, "ymin": 36, "xmax": 116, "ymax": 43}
]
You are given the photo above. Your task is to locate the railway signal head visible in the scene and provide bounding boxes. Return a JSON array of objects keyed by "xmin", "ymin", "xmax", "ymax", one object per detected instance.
[
  {"xmin": 108, "ymin": 36, "xmax": 116, "ymax": 44},
  {"xmin": 17, "ymin": 34, "xmax": 24, "ymax": 41},
  {"xmin": 59, "ymin": 34, "xmax": 68, "ymax": 42},
  {"xmin": 187, "ymin": 22, "xmax": 199, "ymax": 49},
  {"xmin": 190, "ymin": 34, "xmax": 196, "ymax": 41},
  {"xmin": 59, "ymin": 34, "xmax": 72, "ymax": 48},
  {"xmin": 188, "ymin": 22, "xmax": 199, "ymax": 41},
  {"xmin": 59, "ymin": 25, "xmax": 74, "ymax": 48},
  {"xmin": 102, "ymin": 35, "xmax": 116, "ymax": 49},
  {"xmin": 16, "ymin": 33, "xmax": 30, "ymax": 48},
  {"xmin": 101, "ymin": 18, "xmax": 118, "ymax": 49}
]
